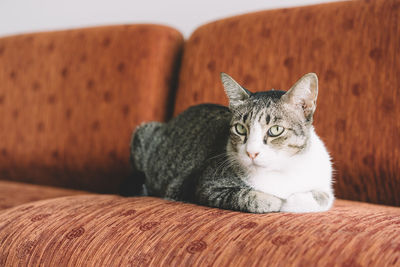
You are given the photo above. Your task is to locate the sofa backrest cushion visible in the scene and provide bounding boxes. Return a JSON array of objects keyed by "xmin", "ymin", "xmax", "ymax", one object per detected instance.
[
  {"xmin": 174, "ymin": 0, "xmax": 400, "ymax": 206},
  {"xmin": 0, "ymin": 25, "xmax": 183, "ymax": 193}
]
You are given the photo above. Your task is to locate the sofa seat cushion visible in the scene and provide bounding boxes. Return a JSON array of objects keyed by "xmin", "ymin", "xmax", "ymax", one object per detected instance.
[
  {"xmin": 0, "ymin": 180, "xmax": 88, "ymax": 211},
  {"xmin": 0, "ymin": 195, "xmax": 399, "ymax": 266}
]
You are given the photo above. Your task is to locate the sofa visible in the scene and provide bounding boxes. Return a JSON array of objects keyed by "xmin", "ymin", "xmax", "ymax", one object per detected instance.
[{"xmin": 0, "ymin": 0, "xmax": 399, "ymax": 265}]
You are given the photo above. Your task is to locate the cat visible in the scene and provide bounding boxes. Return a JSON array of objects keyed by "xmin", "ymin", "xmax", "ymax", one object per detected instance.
[{"xmin": 130, "ymin": 73, "xmax": 334, "ymax": 213}]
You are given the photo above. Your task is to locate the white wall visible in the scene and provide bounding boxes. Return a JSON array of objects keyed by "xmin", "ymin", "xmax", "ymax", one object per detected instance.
[{"xmin": 0, "ymin": 0, "xmax": 340, "ymax": 38}]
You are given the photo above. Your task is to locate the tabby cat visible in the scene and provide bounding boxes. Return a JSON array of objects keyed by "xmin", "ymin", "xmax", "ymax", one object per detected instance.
[{"xmin": 131, "ymin": 73, "xmax": 334, "ymax": 213}]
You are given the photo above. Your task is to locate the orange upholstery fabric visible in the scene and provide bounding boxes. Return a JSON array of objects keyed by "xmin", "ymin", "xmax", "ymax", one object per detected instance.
[
  {"xmin": 0, "ymin": 195, "xmax": 399, "ymax": 266},
  {"xmin": 0, "ymin": 2, "xmax": 399, "ymax": 266},
  {"xmin": 0, "ymin": 180, "xmax": 88, "ymax": 211},
  {"xmin": 174, "ymin": 0, "xmax": 400, "ymax": 206},
  {"xmin": 0, "ymin": 25, "xmax": 183, "ymax": 193}
]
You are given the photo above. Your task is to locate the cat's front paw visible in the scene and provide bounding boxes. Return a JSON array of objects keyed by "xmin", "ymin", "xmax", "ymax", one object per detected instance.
[
  {"xmin": 281, "ymin": 191, "xmax": 333, "ymax": 213},
  {"xmin": 247, "ymin": 191, "xmax": 283, "ymax": 213},
  {"xmin": 311, "ymin": 190, "xmax": 331, "ymax": 207}
]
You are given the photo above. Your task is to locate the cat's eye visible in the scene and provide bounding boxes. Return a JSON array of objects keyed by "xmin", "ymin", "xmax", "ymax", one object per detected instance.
[
  {"xmin": 268, "ymin": 125, "xmax": 285, "ymax": 137},
  {"xmin": 235, "ymin": 123, "xmax": 247, "ymax": 136}
]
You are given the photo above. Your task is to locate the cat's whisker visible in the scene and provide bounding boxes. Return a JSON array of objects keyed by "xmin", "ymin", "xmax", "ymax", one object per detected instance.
[
  {"xmin": 208, "ymin": 152, "xmax": 229, "ymax": 161},
  {"xmin": 213, "ymin": 154, "xmax": 238, "ymax": 178},
  {"xmin": 213, "ymin": 157, "xmax": 232, "ymax": 178}
]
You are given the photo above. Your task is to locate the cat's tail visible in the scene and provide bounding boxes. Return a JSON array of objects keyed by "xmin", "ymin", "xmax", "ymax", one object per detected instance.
[{"xmin": 130, "ymin": 121, "xmax": 164, "ymax": 172}]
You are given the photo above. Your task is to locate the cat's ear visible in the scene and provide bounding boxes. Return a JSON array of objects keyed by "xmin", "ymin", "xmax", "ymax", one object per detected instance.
[
  {"xmin": 221, "ymin": 73, "xmax": 251, "ymax": 107},
  {"xmin": 282, "ymin": 73, "xmax": 318, "ymax": 121}
]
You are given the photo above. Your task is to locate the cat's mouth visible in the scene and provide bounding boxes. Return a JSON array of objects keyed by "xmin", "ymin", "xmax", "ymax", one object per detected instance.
[
  {"xmin": 249, "ymin": 161, "xmax": 268, "ymax": 169},
  {"xmin": 241, "ymin": 157, "xmax": 267, "ymax": 169},
  {"xmin": 240, "ymin": 156, "xmax": 274, "ymax": 171},
  {"xmin": 251, "ymin": 162, "xmax": 264, "ymax": 168},
  {"xmin": 248, "ymin": 161, "xmax": 281, "ymax": 172}
]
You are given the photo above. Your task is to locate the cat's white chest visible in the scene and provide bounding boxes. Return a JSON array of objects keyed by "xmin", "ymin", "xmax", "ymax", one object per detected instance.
[
  {"xmin": 248, "ymin": 171, "xmax": 297, "ymax": 199},
  {"xmin": 248, "ymin": 169, "xmax": 309, "ymax": 199},
  {"xmin": 245, "ymin": 132, "xmax": 333, "ymax": 199}
]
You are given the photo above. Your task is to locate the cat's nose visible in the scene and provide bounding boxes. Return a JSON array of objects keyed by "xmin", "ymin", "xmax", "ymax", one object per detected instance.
[{"xmin": 247, "ymin": 152, "xmax": 259, "ymax": 160}]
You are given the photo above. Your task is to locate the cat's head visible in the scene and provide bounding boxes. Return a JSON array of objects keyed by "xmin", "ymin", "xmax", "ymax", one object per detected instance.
[{"xmin": 221, "ymin": 72, "xmax": 318, "ymax": 173}]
